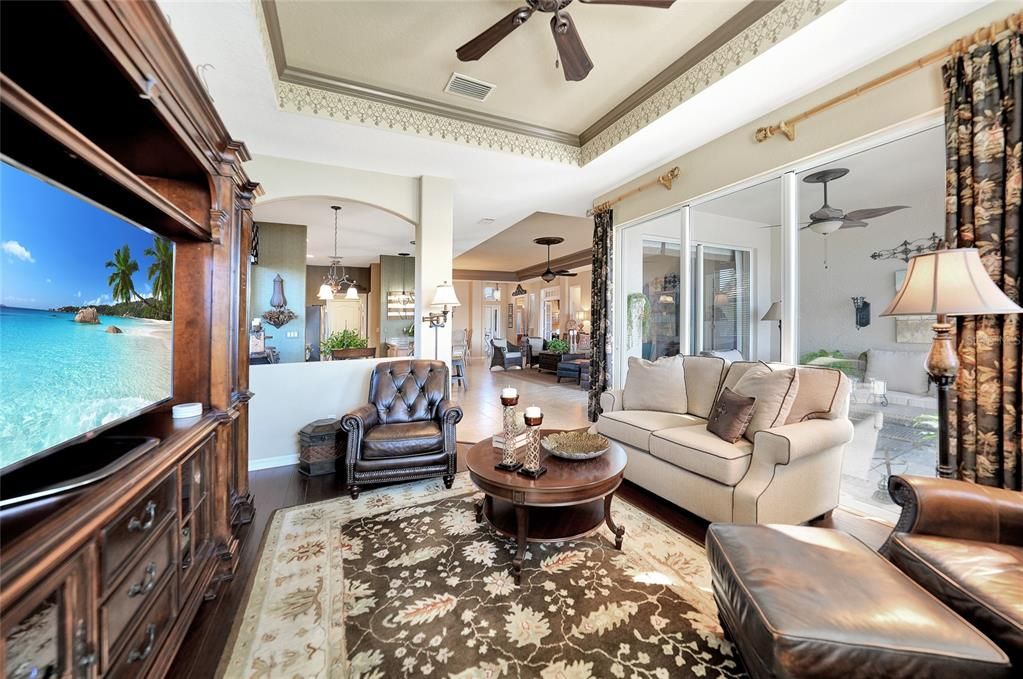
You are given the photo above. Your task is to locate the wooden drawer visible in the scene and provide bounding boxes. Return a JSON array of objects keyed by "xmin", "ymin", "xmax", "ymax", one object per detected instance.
[
  {"xmin": 104, "ymin": 580, "xmax": 175, "ymax": 679},
  {"xmin": 101, "ymin": 524, "xmax": 174, "ymax": 664},
  {"xmin": 100, "ymin": 473, "xmax": 176, "ymax": 587}
]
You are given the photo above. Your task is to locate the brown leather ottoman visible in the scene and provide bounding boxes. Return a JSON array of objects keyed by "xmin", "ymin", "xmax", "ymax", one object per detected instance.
[{"xmin": 706, "ymin": 524, "xmax": 1011, "ymax": 679}]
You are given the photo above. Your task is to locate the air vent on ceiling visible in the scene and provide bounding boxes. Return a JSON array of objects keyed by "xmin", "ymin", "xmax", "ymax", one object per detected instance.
[{"xmin": 444, "ymin": 73, "xmax": 495, "ymax": 102}]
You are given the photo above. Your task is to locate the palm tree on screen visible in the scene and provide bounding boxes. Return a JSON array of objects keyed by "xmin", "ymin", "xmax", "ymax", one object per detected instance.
[
  {"xmin": 106, "ymin": 245, "xmax": 140, "ymax": 304},
  {"xmin": 144, "ymin": 237, "xmax": 173, "ymax": 303}
]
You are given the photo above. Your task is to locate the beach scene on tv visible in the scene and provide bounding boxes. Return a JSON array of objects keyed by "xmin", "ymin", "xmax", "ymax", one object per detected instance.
[{"xmin": 0, "ymin": 161, "xmax": 174, "ymax": 470}]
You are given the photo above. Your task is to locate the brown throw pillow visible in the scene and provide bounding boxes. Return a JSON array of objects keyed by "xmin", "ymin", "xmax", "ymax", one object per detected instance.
[{"xmin": 707, "ymin": 387, "xmax": 757, "ymax": 443}]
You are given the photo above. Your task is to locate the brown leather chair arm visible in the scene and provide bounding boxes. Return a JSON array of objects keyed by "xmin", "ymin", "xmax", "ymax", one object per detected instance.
[
  {"xmin": 340, "ymin": 403, "xmax": 379, "ymax": 465},
  {"xmin": 436, "ymin": 399, "xmax": 463, "ymax": 427},
  {"xmin": 887, "ymin": 475, "xmax": 1023, "ymax": 546}
]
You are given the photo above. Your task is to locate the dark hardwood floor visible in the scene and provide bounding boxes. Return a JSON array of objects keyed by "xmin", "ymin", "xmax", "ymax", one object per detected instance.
[{"xmin": 171, "ymin": 456, "xmax": 893, "ymax": 677}]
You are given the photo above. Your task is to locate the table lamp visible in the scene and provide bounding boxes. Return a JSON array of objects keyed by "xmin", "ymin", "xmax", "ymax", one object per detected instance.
[
  {"xmin": 761, "ymin": 301, "xmax": 782, "ymax": 360},
  {"xmin": 881, "ymin": 246, "xmax": 1021, "ymax": 478}
]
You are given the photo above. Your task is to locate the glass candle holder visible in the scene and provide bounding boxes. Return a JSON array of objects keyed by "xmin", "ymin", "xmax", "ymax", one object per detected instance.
[
  {"xmin": 495, "ymin": 394, "xmax": 523, "ymax": 471},
  {"xmin": 518, "ymin": 410, "xmax": 547, "ymax": 479}
]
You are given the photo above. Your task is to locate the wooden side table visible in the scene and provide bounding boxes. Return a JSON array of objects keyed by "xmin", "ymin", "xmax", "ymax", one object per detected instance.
[{"xmin": 465, "ymin": 433, "xmax": 627, "ymax": 583}]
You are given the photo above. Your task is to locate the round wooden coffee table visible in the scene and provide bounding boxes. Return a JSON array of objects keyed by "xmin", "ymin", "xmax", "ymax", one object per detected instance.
[{"xmin": 465, "ymin": 431, "xmax": 627, "ymax": 583}]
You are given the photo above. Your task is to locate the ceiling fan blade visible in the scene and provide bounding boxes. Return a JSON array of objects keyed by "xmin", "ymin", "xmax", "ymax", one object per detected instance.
[
  {"xmin": 456, "ymin": 6, "xmax": 533, "ymax": 61},
  {"xmin": 838, "ymin": 220, "xmax": 869, "ymax": 229},
  {"xmin": 555, "ymin": 271, "xmax": 578, "ymax": 277},
  {"xmin": 580, "ymin": 0, "xmax": 676, "ymax": 7},
  {"xmin": 843, "ymin": 206, "xmax": 910, "ymax": 221},
  {"xmin": 761, "ymin": 221, "xmax": 810, "ymax": 229},
  {"xmin": 550, "ymin": 13, "xmax": 593, "ymax": 82}
]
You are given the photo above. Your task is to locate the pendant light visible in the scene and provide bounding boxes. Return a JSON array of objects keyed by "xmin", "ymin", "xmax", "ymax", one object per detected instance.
[
  {"xmin": 396, "ymin": 252, "xmax": 414, "ymax": 317},
  {"xmin": 318, "ymin": 205, "xmax": 358, "ymax": 300}
]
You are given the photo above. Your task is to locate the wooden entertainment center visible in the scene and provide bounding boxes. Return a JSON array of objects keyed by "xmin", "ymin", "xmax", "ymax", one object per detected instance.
[{"xmin": 0, "ymin": 2, "xmax": 258, "ymax": 677}]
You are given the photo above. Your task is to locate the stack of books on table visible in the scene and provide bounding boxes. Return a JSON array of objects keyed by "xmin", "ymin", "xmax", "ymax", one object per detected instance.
[{"xmin": 493, "ymin": 430, "xmax": 530, "ymax": 449}]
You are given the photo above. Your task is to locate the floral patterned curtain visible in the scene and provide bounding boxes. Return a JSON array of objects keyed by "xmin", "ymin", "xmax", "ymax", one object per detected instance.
[
  {"xmin": 588, "ymin": 209, "xmax": 614, "ymax": 422},
  {"xmin": 943, "ymin": 30, "xmax": 1022, "ymax": 490}
]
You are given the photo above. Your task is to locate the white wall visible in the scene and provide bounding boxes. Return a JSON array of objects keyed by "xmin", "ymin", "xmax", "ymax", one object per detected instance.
[
  {"xmin": 248, "ymin": 358, "xmax": 400, "ymax": 468},
  {"xmin": 415, "ymin": 176, "xmax": 455, "ymax": 364},
  {"xmin": 248, "ymin": 155, "xmax": 420, "ymax": 224}
]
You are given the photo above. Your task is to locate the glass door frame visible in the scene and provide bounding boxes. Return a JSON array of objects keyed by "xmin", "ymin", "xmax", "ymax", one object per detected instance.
[
  {"xmin": 612, "ymin": 208, "xmax": 688, "ymax": 387},
  {"xmin": 611, "ymin": 114, "xmax": 941, "ymax": 387},
  {"xmin": 690, "ymin": 241, "xmax": 757, "ymax": 358}
]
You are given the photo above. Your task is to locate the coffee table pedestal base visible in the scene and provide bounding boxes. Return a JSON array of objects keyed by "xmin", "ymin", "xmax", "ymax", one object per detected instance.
[{"xmin": 477, "ymin": 495, "xmax": 625, "ymax": 584}]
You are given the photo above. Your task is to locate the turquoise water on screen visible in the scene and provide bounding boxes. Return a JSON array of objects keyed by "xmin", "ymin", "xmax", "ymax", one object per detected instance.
[{"xmin": 0, "ymin": 307, "xmax": 172, "ymax": 468}]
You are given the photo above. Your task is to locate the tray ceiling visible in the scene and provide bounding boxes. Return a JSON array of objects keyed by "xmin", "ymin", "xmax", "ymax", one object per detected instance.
[
  {"xmin": 269, "ymin": 0, "xmax": 757, "ymax": 136},
  {"xmin": 454, "ymin": 211, "xmax": 593, "ymax": 272}
]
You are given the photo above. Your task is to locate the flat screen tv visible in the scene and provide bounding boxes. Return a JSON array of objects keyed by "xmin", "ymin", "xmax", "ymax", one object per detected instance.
[{"xmin": 0, "ymin": 157, "xmax": 174, "ymax": 481}]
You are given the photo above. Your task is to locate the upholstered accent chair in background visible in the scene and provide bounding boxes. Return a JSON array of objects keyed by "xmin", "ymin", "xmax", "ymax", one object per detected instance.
[
  {"xmin": 341, "ymin": 360, "xmax": 462, "ymax": 499},
  {"xmin": 520, "ymin": 336, "xmax": 546, "ymax": 367},
  {"xmin": 489, "ymin": 337, "xmax": 523, "ymax": 370}
]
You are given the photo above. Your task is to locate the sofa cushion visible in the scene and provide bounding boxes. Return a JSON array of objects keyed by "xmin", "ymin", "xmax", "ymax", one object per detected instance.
[
  {"xmin": 363, "ymin": 421, "xmax": 444, "ymax": 459},
  {"xmin": 597, "ymin": 410, "xmax": 705, "ymax": 452},
  {"xmin": 706, "ymin": 387, "xmax": 757, "ymax": 443},
  {"xmin": 786, "ymin": 365, "xmax": 845, "ymax": 424},
  {"xmin": 649, "ymin": 425, "xmax": 752, "ymax": 485},
  {"xmin": 707, "ymin": 524, "xmax": 1012, "ymax": 679},
  {"xmin": 623, "ymin": 355, "xmax": 686, "ymax": 414},
  {"xmin": 733, "ymin": 365, "xmax": 799, "ymax": 442},
  {"xmin": 683, "ymin": 355, "xmax": 726, "ymax": 418},
  {"xmin": 886, "ymin": 533, "xmax": 1023, "ymax": 665},
  {"xmin": 866, "ymin": 348, "xmax": 930, "ymax": 395}
]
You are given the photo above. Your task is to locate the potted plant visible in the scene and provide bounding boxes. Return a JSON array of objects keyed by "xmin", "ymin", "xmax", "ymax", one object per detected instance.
[
  {"xmin": 321, "ymin": 329, "xmax": 374, "ymax": 360},
  {"xmin": 546, "ymin": 337, "xmax": 571, "ymax": 354}
]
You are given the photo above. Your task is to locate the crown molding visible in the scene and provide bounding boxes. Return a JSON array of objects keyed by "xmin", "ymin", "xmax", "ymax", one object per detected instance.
[
  {"xmin": 579, "ymin": 1, "xmax": 782, "ymax": 145},
  {"xmin": 255, "ymin": 0, "xmax": 829, "ymax": 166},
  {"xmin": 452, "ymin": 270, "xmax": 518, "ymax": 282}
]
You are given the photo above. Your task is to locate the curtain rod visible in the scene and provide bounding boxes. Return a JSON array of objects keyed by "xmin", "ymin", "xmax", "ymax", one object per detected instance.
[
  {"xmin": 588, "ymin": 167, "xmax": 680, "ymax": 217},
  {"xmin": 755, "ymin": 11, "xmax": 1022, "ymax": 143}
]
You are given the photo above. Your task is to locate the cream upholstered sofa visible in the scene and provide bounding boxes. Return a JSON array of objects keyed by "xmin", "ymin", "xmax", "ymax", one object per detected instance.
[{"xmin": 595, "ymin": 357, "xmax": 853, "ymax": 524}]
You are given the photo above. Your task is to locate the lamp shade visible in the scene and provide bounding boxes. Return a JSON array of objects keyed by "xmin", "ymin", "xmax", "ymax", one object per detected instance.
[
  {"xmin": 761, "ymin": 301, "xmax": 783, "ymax": 321},
  {"xmin": 810, "ymin": 219, "xmax": 844, "ymax": 235},
  {"xmin": 431, "ymin": 282, "xmax": 461, "ymax": 307},
  {"xmin": 345, "ymin": 284, "xmax": 359, "ymax": 300},
  {"xmin": 317, "ymin": 283, "xmax": 334, "ymax": 301},
  {"xmin": 881, "ymin": 248, "xmax": 1022, "ymax": 317},
  {"xmin": 712, "ymin": 292, "xmax": 729, "ymax": 306}
]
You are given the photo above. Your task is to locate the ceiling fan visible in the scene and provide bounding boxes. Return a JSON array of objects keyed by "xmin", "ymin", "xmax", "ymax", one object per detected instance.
[
  {"xmin": 535, "ymin": 236, "xmax": 578, "ymax": 282},
  {"xmin": 456, "ymin": 0, "xmax": 677, "ymax": 82},
  {"xmin": 765, "ymin": 168, "xmax": 909, "ymax": 235}
]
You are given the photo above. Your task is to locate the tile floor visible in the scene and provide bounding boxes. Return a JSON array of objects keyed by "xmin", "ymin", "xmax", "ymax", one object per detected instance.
[{"xmin": 450, "ymin": 358, "xmax": 590, "ymax": 443}]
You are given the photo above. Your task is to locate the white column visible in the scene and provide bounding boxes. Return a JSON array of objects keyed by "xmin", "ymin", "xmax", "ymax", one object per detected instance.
[
  {"xmin": 415, "ymin": 176, "xmax": 455, "ymax": 364},
  {"xmin": 781, "ymin": 172, "xmax": 799, "ymax": 364},
  {"xmin": 679, "ymin": 207, "xmax": 692, "ymax": 355}
]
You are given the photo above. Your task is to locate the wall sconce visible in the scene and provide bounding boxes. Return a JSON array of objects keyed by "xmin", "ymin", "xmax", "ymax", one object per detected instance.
[
  {"xmin": 852, "ymin": 297, "xmax": 870, "ymax": 330},
  {"xmin": 423, "ymin": 282, "xmax": 461, "ymax": 360}
]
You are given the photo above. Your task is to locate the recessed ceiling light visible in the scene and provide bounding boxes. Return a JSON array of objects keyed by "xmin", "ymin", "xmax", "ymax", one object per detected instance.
[{"xmin": 478, "ymin": 218, "xmax": 495, "ymax": 225}]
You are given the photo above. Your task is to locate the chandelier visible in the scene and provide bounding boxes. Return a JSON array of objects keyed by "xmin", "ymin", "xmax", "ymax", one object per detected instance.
[{"xmin": 317, "ymin": 205, "xmax": 359, "ymax": 301}]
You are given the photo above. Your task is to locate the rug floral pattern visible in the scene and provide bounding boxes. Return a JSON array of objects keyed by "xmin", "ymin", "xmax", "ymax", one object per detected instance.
[{"xmin": 220, "ymin": 474, "xmax": 742, "ymax": 678}]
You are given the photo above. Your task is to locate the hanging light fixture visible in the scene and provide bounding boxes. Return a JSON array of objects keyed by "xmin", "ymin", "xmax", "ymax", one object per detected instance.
[
  {"xmin": 396, "ymin": 252, "xmax": 415, "ymax": 316},
  {"xmin": 318, "ymin": 205, "xmax": 358, "ymax": 301}
]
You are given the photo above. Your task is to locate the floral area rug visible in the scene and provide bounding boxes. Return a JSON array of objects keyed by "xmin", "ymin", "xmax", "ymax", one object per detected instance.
[{"xmin": 220, "ymin": 474, "xmax": 743, "ymax": 678}]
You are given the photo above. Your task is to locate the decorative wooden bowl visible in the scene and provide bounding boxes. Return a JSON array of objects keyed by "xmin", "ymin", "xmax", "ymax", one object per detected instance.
[{"xmin": 541, "ymin": 431, "xmax": 610, "ymax": 461}]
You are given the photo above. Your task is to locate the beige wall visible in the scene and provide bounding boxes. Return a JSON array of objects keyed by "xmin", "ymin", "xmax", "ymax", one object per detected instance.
[{"xmin": 595, "ymin": 2, "xmax": 1019, "ymax": 223}]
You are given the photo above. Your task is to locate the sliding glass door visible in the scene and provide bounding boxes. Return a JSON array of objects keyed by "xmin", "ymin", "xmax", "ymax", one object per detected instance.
[
  {"xmin": 615, "ymin": 210, "xmax": 684, "ymax": 386},
  {"xmin": 691, "ymin": 245, "xmax": 752, "ymax": 357}
]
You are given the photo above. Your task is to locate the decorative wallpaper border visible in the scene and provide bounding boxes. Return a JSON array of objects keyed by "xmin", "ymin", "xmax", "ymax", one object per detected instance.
[
  {"xmin": 254, "ymin": 0, "xmax": 829, "ymax": 167},
  {"xmin": 579, "ymin": 0, "xmax": 828, "ymax": 164}
]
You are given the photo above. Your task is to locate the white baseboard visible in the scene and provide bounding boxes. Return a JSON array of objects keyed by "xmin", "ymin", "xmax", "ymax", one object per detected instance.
[{"xmin": 249, "ymin": 453, "xmax": 299, "ymax": 471}]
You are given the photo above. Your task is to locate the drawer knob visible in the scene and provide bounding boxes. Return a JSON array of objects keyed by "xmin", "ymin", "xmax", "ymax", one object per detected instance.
[
  {"xmin": 128, "ymin": 562, "xmax": 158, "ymax": 598},
  {"xmin": 127, "ymin": 623, "xmax": 157, "ymax": 664},
  {"xmin": 128, "ymin": 501, "xmax": 157, "ymax": 532}
]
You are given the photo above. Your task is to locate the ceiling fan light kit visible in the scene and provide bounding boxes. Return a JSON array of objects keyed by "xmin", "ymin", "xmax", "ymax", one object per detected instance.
[
  {"xmin": 456, "ymin": 0, "xmax": 676, "ymax": 82},
  {"xmin": 534, "ymin": 236, "xmax": 579, "ymax": 282}
]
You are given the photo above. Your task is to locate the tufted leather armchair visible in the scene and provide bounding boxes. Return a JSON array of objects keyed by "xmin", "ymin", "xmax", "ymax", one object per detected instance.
[{"xmin": 340, "ymin": 360, "xmax": 463, "ymax": 499}]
